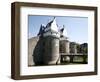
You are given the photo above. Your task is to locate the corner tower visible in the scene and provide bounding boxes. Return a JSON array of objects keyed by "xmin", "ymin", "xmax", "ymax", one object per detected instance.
[{"xmin": 43, "ymin": 17, "xmax": 60, "ymax": 65}]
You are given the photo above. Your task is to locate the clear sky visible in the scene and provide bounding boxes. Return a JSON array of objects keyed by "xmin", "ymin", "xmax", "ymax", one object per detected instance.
[{"xmin": 28, "ymin": 15, "xmax": 88, "ymax": 44}]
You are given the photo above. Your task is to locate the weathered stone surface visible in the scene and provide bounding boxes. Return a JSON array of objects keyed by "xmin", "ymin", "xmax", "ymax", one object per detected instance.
[
  {"xmin": 60, "ymin": 38, "xmax": 70, "ymax": 54},
  {"xmin": 28, "ymin": 36, "xmax": 42, "ymax": 66},
  {"xmin": 70, "ymin": 42, "xmax": 77, "ymax": 54},
  {"xmin": 43, "ymin": 36, "xmax": 60, "ymax": 65}
]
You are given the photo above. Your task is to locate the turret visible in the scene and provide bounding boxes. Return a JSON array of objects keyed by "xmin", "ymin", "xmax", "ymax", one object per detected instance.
[
  {"xmin": 43, "ymin": 17, "xmax": 60, "ymax": 38},
  {"xmin": 43, "ymin": 17, "xmax": 60, "ymax": 65},
  {"xmin": 60, "ymin": 25, "xmax": 70, "ymax": 54},
  {"xmin": 70, "ymin": 42, "xmax": 77, "ymax": 54}
]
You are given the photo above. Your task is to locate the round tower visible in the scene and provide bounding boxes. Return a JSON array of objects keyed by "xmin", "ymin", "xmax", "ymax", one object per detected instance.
[
  {"xmin": 60, "ymin": 27, "xmax": 70, "ymax": 54},
  {"xmin": 70, "ymin": 42, "xmax": 77, "ymax": 54},
  {"xmin": 43, "ymin": 17, "xmax": 60, "ymax": 65},
  {"xmin": 60, "ymin": 38, "xmax": 70, "ymax": 54}
]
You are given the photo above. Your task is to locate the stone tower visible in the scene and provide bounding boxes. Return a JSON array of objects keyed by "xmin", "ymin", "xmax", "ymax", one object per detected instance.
[
  {"xmin": 70, "ymin": 42, "xmax": 77, "ymax": 54},
  {"xmin": 43, "ymin": 17, "xmax": 60, "ymax": 65},
  {"xmin": 60, "ymin": 26, "xmax": 70, "ymax": 54}
]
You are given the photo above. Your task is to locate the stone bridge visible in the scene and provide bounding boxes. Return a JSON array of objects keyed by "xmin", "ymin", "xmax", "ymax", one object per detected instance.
[{"xmin": 60, "ymin": 53, "xmax": 87, "ymax": 64}]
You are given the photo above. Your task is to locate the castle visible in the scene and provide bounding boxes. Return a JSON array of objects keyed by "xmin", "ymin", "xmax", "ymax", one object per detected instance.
[{"xmin": 28, "ymin": 17, "xmax": 87, "ymax": 66}]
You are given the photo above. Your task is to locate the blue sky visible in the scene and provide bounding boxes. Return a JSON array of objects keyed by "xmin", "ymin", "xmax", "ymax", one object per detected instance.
[{"xmin": 28, "ymin": 15, "xmax": 88, "ymax": 44}]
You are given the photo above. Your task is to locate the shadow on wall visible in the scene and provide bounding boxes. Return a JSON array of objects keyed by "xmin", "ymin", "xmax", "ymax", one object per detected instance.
[{"xmin": 33, "ymin": 36, "xmax": 44, "ymax": 65}]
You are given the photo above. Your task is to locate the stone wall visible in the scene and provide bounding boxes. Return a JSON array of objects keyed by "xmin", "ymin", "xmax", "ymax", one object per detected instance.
[
  {"xmin": 60, "ymin": 39, "xmax": 70, "ymax": 54},
  {"xmin": 28, "ymin": 36, "xmax": 44, "ymax": 66}
]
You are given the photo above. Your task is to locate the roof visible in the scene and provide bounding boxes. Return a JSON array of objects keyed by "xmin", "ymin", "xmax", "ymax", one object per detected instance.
[
  {"xmin": 60, "ymin": 26, "xmax": 67, "ymax": 37},
  {"xmin": 45, "ymin": 17, "xmax": 58, "ymax": 32}
]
